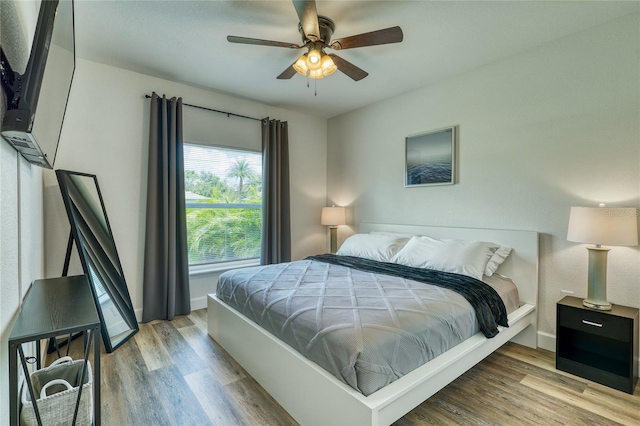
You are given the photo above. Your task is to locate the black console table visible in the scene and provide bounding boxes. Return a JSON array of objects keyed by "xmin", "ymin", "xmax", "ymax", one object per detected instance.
[{"xmin": 8, "ymin": 275, "xmax": 101, "ymax": 426}]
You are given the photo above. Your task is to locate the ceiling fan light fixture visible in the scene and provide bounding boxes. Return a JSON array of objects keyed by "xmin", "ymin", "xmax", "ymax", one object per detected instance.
[
  {"xmin": 309, "ymin": 68, "xmax": 324, "ymax": 79},
  {"xmin": 306, "ymin": 49, "xmax": 322, "ymax": 70},
  {"xmin": 228, "ymin": 1, "xmax": 403, "ymax": 82},
  {"xmin": 321, "ymin": 54, "xmax": 337, "ymax": 76},
  {"xmin": 293, "ymin": 54, "xmax": 309, "ymax": 75}
]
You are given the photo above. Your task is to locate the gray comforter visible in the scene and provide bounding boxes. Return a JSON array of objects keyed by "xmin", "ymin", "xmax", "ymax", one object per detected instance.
[{"xmin": 217, "ymin": 259, "xmax": 490, "ymax": 396}]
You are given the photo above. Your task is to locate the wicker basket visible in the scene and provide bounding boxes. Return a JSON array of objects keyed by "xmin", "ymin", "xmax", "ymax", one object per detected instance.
[{"xmin": 20, "ymin": 357, "xmax": 93, "ymax": 426}]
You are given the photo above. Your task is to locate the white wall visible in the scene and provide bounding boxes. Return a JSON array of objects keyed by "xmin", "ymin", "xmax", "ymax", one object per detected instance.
[
  {"xmin": 0, "ymin": 146, "xmax": 45, "ymax": 420},
  {"xmin": 327, "ymin": 13, "xmax": 640, "ymax": 350},
  {"xmin": 0, "ymin": 0, "xmax": 45, "ymax": 417},
  {"xmin": 44, "ymin": 58, "xmax": 328, "ymax": 318}
]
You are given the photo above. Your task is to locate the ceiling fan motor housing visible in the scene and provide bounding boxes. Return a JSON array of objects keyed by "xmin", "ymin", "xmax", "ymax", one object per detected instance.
[{"xmin": 299, "ymin": 16, "xmax": 336, "ymax": 46}]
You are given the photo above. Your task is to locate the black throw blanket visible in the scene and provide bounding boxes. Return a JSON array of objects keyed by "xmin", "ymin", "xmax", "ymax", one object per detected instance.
[{"xmin": 306, "ymin": 254, "xmax": 508, "ymax": 338}]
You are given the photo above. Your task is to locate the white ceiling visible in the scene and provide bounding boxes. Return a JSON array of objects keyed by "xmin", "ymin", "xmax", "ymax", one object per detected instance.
[{"xmin": 74, "ymin": 0, "xmax": 639, "ymax": 118}]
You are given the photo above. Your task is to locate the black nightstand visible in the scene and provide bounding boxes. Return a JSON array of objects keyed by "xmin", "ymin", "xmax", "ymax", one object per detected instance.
[{"xmin": 556, "ymin": 296, "xmax": 639, "ymax": 393}]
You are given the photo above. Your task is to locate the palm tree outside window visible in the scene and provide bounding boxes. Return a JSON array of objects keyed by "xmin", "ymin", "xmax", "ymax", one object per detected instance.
[{"xmin": 183, "ymin": 143, "xmax": 262, "ymax": 266}]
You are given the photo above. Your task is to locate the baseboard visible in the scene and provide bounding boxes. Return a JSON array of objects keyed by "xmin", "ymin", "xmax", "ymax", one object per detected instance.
[
  {"xmin": 137, "ymin": 298, "xmax": 548, "ymax": 351},
  {"xmin": 134, "ymin": 295, "xmax": 209, "ymax": 323},
  {"xmin": 537, "ymin": 330, "xmax": 556, "ymax": 352},
  {"xmin": 190, "ymin": 296, "xmax": 208, "ymax": 311},
  {"xmin": 136, "ymin": 303, "xmax": 558, "ymax": 354}
]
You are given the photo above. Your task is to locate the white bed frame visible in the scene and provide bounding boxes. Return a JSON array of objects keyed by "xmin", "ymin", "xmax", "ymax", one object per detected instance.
[{"xmin": 208, "ymin": 223, "xmax": 538, "ymax": 425}]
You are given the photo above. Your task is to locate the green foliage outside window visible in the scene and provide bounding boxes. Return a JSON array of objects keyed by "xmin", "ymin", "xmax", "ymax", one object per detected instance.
[{"xmin": 185, "ymin": 156, "xmax": 262, "ymax": 265}]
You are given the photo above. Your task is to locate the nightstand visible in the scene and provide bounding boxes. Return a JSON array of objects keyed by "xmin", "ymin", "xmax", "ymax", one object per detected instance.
[{"xmin": 556, "ymin": 296, "xmax": 639, "ymax": 393}]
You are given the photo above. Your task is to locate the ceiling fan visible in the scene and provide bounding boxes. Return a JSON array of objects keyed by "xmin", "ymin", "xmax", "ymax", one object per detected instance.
[{"xmin": 227, "ymin": 0, "xmax": 403, "ymax": 81}]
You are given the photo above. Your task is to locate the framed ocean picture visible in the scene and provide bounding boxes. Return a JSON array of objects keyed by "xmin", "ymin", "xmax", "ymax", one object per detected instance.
[{"xmin": 405, "ymin": 126, "xmax": 456, "ymax": 187}]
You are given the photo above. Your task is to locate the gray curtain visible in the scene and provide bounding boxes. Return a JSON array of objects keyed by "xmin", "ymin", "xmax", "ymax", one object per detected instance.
[
  {"xmin": 142, "ymin": 93, "xmax": 190, "ymax": 322},
  {"xmin": 261, "ymin": 118, "xmax": 291, "ymax": 264}
]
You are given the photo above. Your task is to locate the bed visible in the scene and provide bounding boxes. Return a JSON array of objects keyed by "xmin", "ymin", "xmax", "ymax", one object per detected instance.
[{"xmin": 207, "ymin": 223, "xmax": 538, "ymax": 425}]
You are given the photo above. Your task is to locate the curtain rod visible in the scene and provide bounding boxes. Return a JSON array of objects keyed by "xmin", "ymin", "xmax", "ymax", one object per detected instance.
[{"xmin": 144, "ymin": 94, "xmax": 262, "ymax": 122}]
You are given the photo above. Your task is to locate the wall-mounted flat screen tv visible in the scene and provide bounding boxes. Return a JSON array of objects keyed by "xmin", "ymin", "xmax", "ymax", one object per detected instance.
[{"xmin": 1, "ymin": 0, "xmax": 75, "ymax": 169}]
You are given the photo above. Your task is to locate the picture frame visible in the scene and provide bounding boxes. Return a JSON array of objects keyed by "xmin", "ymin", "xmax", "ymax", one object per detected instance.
[{"xmin": 405, "ymin": 126, "xmax": 456, "ymax": 187}]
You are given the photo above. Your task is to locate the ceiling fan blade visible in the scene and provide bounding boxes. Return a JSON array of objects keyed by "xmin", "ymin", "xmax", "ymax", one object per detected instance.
[
  {"xmin": 292, "ymin": 0, "xmax": 320, "ymax": 41},
  {"xmin": 328, "ymin": 54, "xmax": 368, "ymax": 81},
  {"xmin": 330, "ymin": 26, "xmax": 403, "ymax": 50},
  {"xmin": 277, "ymin": 64, "xmax": 298, "ymax": 80},
  {"xmin": 227, "ymin": 35, "xmax": 301, "ymax": 49}
]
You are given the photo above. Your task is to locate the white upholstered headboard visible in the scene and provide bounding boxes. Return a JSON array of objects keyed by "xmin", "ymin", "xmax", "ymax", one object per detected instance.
[{"xmin": 358, "ymin": 222, "xmax": 539, "ymax": 306}]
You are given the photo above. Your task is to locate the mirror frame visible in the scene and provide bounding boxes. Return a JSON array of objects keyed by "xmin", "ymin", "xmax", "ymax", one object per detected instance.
[{"xmin": 56, "ymin": 169, "xmax": 138, "ymax": 352}]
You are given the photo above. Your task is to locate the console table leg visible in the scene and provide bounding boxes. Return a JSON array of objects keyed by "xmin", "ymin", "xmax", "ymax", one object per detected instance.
[
  {"xmin": 9, "ymin": 343, "xmax": 18, "ymax": 426},
  {"xmin": 94, "ymin": 326, "xmax": 101, "ymax": 426}
]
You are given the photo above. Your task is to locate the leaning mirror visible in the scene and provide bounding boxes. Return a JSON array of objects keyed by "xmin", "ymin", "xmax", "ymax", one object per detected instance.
[{"xmin": 56, "ymin": 169, "xmax": 138, "ymax": 352}]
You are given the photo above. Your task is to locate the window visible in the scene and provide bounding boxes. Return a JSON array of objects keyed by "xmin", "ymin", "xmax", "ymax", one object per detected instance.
[{"xmin": 183, "ymin": 143, "xmax": 262, "ymax": 266}]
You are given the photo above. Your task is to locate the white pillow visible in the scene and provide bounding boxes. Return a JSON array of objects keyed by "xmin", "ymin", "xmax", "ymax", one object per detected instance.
[
  {"xmin": 337, "ymin": 234, "xmax": 409, "ymax": 262},
  {"xmin": 484, "ymin": 246, "xmax": 512, "ymax": 276},
  {"xmin": 369, "ymin": 231, "xmax": 416, "ymax": 239},
  {"xmin": 390, "ymin": 236, "xmax": 497, "ymax": 280}
]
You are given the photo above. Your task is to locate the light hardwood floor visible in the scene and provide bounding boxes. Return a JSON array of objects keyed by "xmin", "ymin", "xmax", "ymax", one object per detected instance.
[{"xmin": 52, "ymin": 309, "xmax": 640, "ymax": 425}]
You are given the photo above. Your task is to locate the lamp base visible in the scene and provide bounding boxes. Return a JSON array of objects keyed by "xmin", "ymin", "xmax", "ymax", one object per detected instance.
[
  {"xmin": 582, "ymin": 299, "xmax": 612, "ymax": 311},
  {"xmin": 583, "ymin": 246, "xmax": 612, "ymax": 311},
  {"xmin": 329, "ymin": 226, "xmax": 338, "ymax": 254}
]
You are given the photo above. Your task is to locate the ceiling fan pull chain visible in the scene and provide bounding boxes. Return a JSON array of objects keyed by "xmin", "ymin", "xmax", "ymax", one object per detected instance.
[{"xmin": 314, "ymin": 78, "xmax": 317, "ymax": 97}]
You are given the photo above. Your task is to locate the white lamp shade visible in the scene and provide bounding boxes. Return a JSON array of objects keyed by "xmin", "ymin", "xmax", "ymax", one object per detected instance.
[
  {"xmin": 567, "ymin": 206, "xmax": 638, "ymax": 246},
  {"xmin": 321, "ymin": 207, "xmax": 346, "ymax": 226}
]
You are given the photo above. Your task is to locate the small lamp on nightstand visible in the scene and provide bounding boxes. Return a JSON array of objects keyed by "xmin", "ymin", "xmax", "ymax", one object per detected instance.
[
  {"xmin": 321, "ymin": 206, "xmax": 346, "ymax": 254},
  {"xmin": 567, "ymin": 205, "xmax": 638, "ymax": 310}
]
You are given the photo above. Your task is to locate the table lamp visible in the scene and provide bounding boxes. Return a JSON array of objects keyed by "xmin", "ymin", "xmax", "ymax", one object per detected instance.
[
  {"xmin": 567, "ymin": 205, "xmax": 638, "ymax": 310},
  {"xmin": 321, "ymin": 206, "xmax": 346, "ymax": 254}
]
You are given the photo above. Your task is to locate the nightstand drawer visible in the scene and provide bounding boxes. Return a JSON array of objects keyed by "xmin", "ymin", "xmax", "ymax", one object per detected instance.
[{"xmin": 558, "ymin": 305, "xmax": 630, "ymax": 343}]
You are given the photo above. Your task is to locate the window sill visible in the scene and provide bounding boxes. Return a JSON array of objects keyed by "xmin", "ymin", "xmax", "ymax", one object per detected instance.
[{"xmin": 189, "ymin": 259, "xmax": 260, "ymax": 276}]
